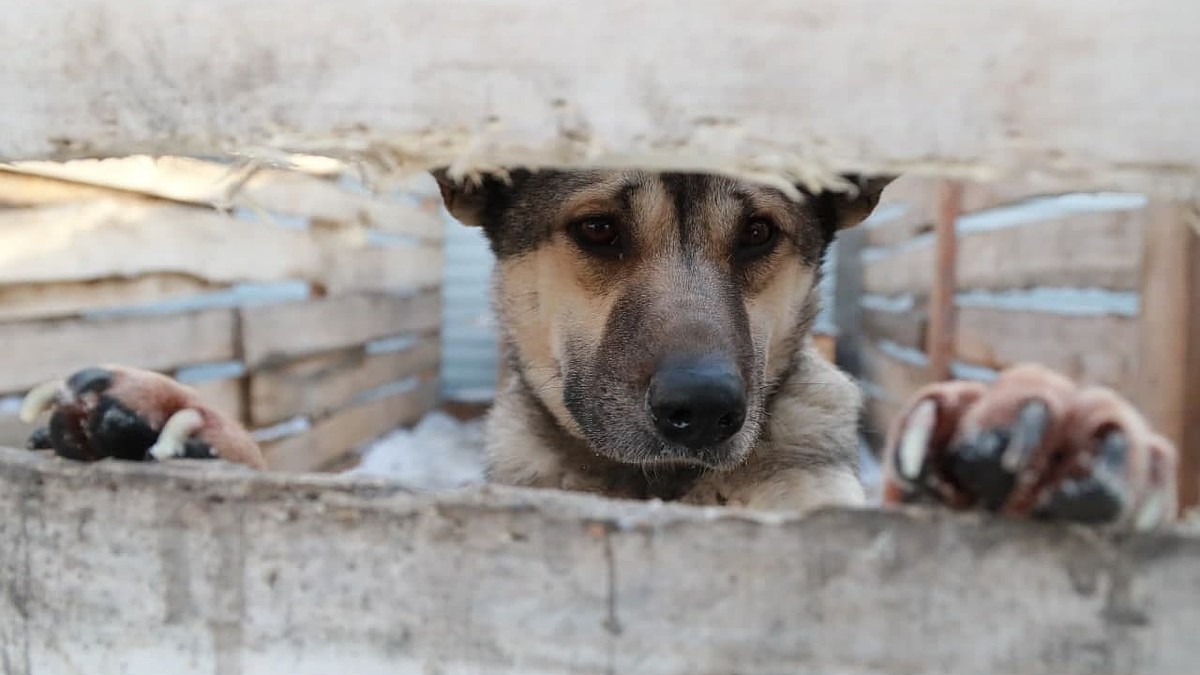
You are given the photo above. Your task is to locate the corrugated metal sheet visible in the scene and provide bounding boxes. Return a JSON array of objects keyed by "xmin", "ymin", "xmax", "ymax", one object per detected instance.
[{"xmin": 440, "ymin": 213, "xmax": 499, "ymax": 401}]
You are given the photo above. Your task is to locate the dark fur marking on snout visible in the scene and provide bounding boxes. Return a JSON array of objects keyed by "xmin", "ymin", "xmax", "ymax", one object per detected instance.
[{"xmin": 563, "ymin": 269, "xmax": 760, "ymax": 466}]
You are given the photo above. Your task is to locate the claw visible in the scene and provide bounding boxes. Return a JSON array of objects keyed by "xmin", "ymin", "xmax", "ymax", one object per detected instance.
[
  {"xmin": 1001, "ymin": 400, "xmax": 1050, "ymax": 473},
  {"xmin": 896, "ymin": 399, "xmax": 937, "ymax": 482},
  {"xmin": 1134, "ymin": 487, "xmax": 1170, "ymax": 531},
  {"xmin": 147, "ymin": 409, "xmax": 204, "ymax": 461},
  {"xmin": 25, "ymin": 427, "xmax": 52, "ymax": 451},
  {"xmin": 66, "ymin": 367, "xmax": 113, "ymax": 396},
  {"xmin": 19, "ymin": 380, "xmax": 65, "ymax": 423},
  {"xmin": 949, "ymin": 430, "xmax": 1013, "ymax": 511}
]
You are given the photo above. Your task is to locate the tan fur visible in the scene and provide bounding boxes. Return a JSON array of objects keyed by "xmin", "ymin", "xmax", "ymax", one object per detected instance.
[{"xmin": 438, "ymin": 168, "xmax": 886, "ymax": 514}]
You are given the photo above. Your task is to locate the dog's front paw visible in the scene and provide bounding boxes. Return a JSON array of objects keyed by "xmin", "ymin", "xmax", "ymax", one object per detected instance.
[
  {"xmin": 20, "ymin": 365, "xmax": 265, "ymax": 469},
  {"xmin": 881, "ymin": 364, "xmax": 1177, "ymax": 530}
]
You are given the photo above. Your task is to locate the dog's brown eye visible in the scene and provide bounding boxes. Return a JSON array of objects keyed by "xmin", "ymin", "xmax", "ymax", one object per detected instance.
[
  {"xmin": 569, "ymin": 217, "xmax": 623, "ymax": 256},
  {"xmin": 736, "ymin": 217, "xmax": 778, "ymax": 260}
]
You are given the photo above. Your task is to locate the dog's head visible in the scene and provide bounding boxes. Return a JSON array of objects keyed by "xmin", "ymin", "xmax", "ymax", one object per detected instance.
[{"xmin": 436, "ymin": 169, "xmax": 890, "ymax": 469}]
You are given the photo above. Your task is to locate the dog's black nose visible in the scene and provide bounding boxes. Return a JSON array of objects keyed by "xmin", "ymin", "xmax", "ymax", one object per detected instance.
[{"xmin": 647, "ymin": 354, "xmax": 747, "ymax": 449}]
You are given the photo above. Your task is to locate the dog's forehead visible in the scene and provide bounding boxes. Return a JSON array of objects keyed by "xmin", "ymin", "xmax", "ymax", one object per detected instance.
[{"xmin": 523, "ymin": 170, "xmax": 801, "ymax": 218}]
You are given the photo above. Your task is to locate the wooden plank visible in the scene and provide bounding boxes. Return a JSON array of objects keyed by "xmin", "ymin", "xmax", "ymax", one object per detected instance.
[
  {"xmin": 241, "ymin": 291, "xmax": 442, "ymax": 368},
  {"xmin": 0, "ymin": 275, "xmax": 217, "ymax": 322},
  {"xmin": 322, "ymin": 241, "xmax": 443, "ymax": 295},
  {"xmin": 956, "ymin": 307, "xmax": 1138, "ymax": 392},
  {"xmin": 862, "ymin": 308, "xmax": 926, "ymax": 351},
  {"xmin": 1136, "ymin": 203, "xmax": 1200, "ymax": 510},
  {"xmin": 958, "ymin": 179, "xmax": 1089, "ymax": 214},
  {"xmin": 249, "ymin": 338, "xmax": 441, "ymax": 427},
  {"xmin": 263, "ymin": 375, "xmax": 439, "ymax": 472},
  {"xmin": 0, "ymin": 168, "xmax": 158, "ymax": 206},
  {"xmin": 3, "ymin": 1, "xmax": 1199, "ymax": 194},
  {"xmin": 0, "ymin": 309, "xmax": 236, "ymax": 395},
  {"xmin": 186, "ymin": 378, "xmax": 245, "ymax": 424},
  {"xmin": 863, "ymin": 209, "xmax": 1145, "ymax": 295},
  {"xmin": 7, "ymin": 157, "xmax": 444, "ymax": 239},
  {"xmin": 861, "ymin": 341, "xmax": 930, "ymax": 408},
  {"xmin": 0, "ymin": 199, "xmax": 440, "ymax": 289},
  {"xmin": 866, "ymin": 177, "xmax": 1114, "ymax": 249}
]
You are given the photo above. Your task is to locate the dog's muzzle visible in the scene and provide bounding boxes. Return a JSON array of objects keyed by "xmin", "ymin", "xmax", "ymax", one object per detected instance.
[{"xmin": 646, "ymin": 353, "xmax": 747, "ymax": 450}]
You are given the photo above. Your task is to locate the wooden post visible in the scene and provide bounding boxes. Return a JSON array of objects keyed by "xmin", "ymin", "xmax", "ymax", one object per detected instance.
[
  {"xmin": 1137, "ymin": 202, "xmax": 1200, "ymax": 511},
  {"xmin": 926, "ymin": 180, "xmax": 963, "ymax": 382}
]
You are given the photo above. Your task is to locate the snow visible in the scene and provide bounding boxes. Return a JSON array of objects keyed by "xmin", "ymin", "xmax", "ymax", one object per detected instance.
[
  {"xmin": 346, "ymin": 411, "xmax": 487, "ymax": 490},
  {"xmin": 346, "ymin": 409, "xmax": 885, "ymax": 503}
]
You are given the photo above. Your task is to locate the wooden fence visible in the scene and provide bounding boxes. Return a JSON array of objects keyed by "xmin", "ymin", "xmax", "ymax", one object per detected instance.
[
  {"xmin": 0, "ymin": 156, "xmax": 445, "ymax": 471},
  {"xmin": 839, "ymin": 176, "xmax": 1200, "ymax": 507}
]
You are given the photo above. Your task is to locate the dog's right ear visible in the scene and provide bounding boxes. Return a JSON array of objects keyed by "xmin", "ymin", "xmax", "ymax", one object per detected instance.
[{"xmin": 431, "ymin": 168, "xmax": 526, "ymax": 228}]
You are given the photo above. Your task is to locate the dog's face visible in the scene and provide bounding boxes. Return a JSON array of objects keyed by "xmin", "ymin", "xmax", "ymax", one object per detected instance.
[{"xmin": 437, "ymin": 169, "xmax": 889, "ymax": 469}]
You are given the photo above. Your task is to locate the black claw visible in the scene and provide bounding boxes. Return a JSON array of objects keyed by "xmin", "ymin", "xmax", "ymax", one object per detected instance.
[
  {"xmin": 25, "ymin": 427, "xmax": 52, "ymax": 451},
  {"xmin": 1034, "ymin": 478, "xmax": 1124, "ymax": 524},
  {"xmin": 949, "ymin": 429, "xmax": 1015, "ymax": 511},
  {"xmin": 1002, "ymin": 400, "xmax": 1051, "ymax": 472},
  {"xmin": 67, "ymin": 367, "xmax": 114, "ymax": 396},
  {"xmin": 87, "ymin": 396, "xmax": 159, "ymax": 462},
  {"xmin": 949, "ymin": 400, "xmax": 1052, "ymax": 511},
  {"xmin": 1034, "ymin": 428, "xmax": 1130, "ymax": 525},
  {"xmin": 182, "ymin": 438, "xmax": 217, "ymax": 460}
]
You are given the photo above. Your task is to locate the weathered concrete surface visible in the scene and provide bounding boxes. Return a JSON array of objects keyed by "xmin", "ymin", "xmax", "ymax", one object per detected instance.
[{"xmin": 1, "ymin": 446, "xmax": 1198, "ymax": 675}]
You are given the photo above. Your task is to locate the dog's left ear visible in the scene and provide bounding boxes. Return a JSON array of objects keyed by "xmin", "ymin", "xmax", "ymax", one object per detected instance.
[
  {"xmin": 808, "ymin": 174, "xmax": 896, "ymax": 232},
  {"xmin": 431, "ymin": 168, "xmax": 534, "ymax": 228}
]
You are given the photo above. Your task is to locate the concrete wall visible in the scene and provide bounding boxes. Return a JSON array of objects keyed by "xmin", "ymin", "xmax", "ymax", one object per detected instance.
[{"xmin": 1, "ymin": 446, "xmax": 1198, "ymax": 675}]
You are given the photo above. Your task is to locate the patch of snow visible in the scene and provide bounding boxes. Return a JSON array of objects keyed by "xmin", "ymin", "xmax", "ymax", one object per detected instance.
[
  {"xmin": 0, "ymin": 396, "xmax": 21, "ymax": 415},
  {"xmin": 859, "ymin": 439, "xmax": 882, "ymax": 500},
  {"xmin": 347, "ymin": 411, "xmax": 487, "ymax": 490}
]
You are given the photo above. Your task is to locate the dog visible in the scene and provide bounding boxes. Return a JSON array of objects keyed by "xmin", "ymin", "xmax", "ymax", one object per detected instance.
[{"xmin": 17, "ymin": 168, "xmax": 1179, "ymax": 529}]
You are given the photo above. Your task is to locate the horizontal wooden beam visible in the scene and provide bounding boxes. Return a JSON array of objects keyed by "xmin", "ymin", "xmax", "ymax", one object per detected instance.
[
  {"xmin": 864, "ymin": 210, "xmax": 1145, "ymax": 295},
  {"xmin": 0, "ymin": 199, "xmax": 441, "ymax": 290},
  {"xmin": 2, "ymin": 1, "xmax": 1198, "ymax": 195},
  {"xmin": 4, "ymin": 448, "xmax": 1198, "ymax": 673},
  {"xmin": 861, "ymin": 341, "xmax": 930, "ymax": 408},
  {"xmin": 0, "ymin": 275, "xmax": 217, "ymax": 323},
  {"xmin": 0, "ymin": 309, "xmax": 237, "ymax": 395},
  {"xmin": 249, "ymin": 338, "xmax": 441, "ymax": 427},
  {"xmin": 867, "ymin": 176, "xmax": 1104, "ymax": 248},
  {"xmin": 862, "ymin": 307, "xmax": 927, "ymax": 351},
  {"xmin": 4, "ymin": 158, "xmax": 444, "ymax": 239},
  {"xmin": 186, "ymin": 377, "xmax": 246, "ymax": 424},
  {"xmin": 957, "ymin": 307, "xmax": 1138, "ymax": 392},
  {"xmin": 262, "ymin": 375, "xmax": 440, "ymax": 471},
  {"xmin": 240, "ymin": 291, "xmax": 442, "ymax": 368}
]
